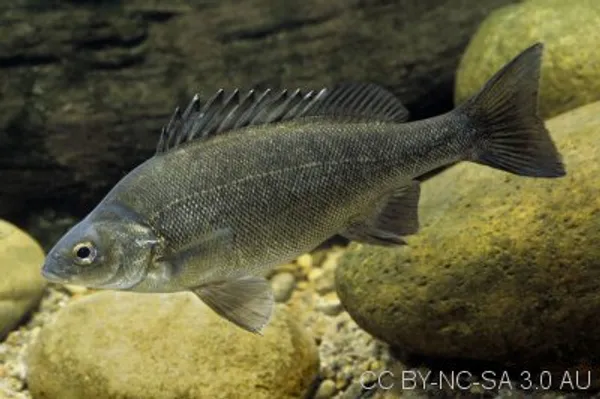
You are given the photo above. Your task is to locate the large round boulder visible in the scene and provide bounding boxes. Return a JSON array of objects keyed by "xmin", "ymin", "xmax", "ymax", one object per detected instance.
[
  {"xmin": 455, "ymin": 0, "xmax": 600, "ymax": 118},
  {"xmin": 27, "ymin": 291, "xmax": 319, "ymax": 399},
  {"xmin": 336, "ymin": 101, "xmax": 600, "ymax": 370}
]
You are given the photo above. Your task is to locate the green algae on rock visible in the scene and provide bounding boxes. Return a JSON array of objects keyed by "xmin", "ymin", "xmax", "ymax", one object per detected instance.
[
  {"xmin": 26, "ymin": 291, "xmax": 319, "ymax": 399},
  {"xmin": 0, "ymin": 220, "xmax": 46, "ymax": 339},
  {"xmin": 335, "ymin": 101, "xmax": 600, "ymax": 369},
  {"xmin": 455, "ymin": 0, "xmax": 600, "ymax": 119}
]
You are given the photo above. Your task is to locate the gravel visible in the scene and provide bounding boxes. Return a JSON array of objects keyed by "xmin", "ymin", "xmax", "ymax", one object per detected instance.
[
  {"xmin": 271, "ymin": 272, "xmax": 297, "ymax": 303},
  {"xmin": 0, "ymin": 285, "xmax": 77, "ymax": 399}
]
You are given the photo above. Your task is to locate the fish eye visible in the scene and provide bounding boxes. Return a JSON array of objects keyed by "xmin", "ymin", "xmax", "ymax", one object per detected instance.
[{"xmin": 72, "ymin": 242, "xmax": 97, "ymax": 266}]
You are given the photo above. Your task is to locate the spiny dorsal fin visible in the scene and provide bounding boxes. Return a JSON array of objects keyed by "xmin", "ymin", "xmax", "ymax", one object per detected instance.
[
  {"xmin": 156, "ymin": 82, "xmax": 409, "ymax": 154},
  {"xmin": 156, "ymin": 88, "xmax": 327, "ymax": 154}
]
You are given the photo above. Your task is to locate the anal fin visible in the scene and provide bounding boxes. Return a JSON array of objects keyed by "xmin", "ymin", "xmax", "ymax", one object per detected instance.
[
  {"xmin": 192, "ymin": 276, "xmax": 274, "ymax": 334},
  {"xmin": 342, "ymin": 181, "xmax": 421, "ymax": 246}
]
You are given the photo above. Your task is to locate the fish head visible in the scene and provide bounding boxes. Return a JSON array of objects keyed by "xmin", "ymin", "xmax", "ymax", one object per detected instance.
[{"xmin": 42, "ymin": 211, "xmax": 158, "ymax": 290}]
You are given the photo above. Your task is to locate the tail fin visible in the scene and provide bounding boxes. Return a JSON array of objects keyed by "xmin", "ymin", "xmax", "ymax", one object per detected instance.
[{"xmin": 459, "ymin": 43, "xmax": 565, "ymax": 177}]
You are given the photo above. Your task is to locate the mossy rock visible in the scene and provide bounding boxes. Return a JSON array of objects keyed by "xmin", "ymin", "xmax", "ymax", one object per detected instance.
[
  {"xmin": 27, "ymin": 291, "xmax": 319, "ymax": 399},
  {"xmin": 0, "ymin": 220, "xmax": 46, "ymax": 338},
  {"xmin": 336, "ymin": 101, "xmax": 600, "ymax": 370},
  {"xmin": 455, "ymin": 0, "xmax": 600, "ymax": 119}
]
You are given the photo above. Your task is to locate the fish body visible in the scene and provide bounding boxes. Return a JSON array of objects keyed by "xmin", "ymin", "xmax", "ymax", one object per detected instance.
[
  {"xmin": 42, "ymin": 43, "xmax": 565, "ymax": 333},
  {"xmin": 104, "ymin": 116, "xmax": 464, "ymax": 290}
]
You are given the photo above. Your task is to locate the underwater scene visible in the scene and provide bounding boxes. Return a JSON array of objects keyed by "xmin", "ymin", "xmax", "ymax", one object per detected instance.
[{"xmin": 1, "ymin": 0, "xmax": 599, "ymax": 398}]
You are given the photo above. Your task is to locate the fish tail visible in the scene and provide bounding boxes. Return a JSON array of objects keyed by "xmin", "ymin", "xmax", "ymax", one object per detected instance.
[{"xmin": 459, "ymin": 43, "xmax": 565, "ymax": 178}]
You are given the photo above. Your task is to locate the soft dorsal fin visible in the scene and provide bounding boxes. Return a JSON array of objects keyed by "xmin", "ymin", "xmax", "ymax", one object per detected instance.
[
  {"xmin": 303, "ymin": 82, "xmax": 409, "ymax": 122},
  {"xmin": 156, "ymin": 82, "xmax": 409, "ymax": 154}
]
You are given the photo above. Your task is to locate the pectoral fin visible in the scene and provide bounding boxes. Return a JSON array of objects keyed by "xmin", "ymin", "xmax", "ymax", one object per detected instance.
[
  {"xmin": 170, "ymin": 227, "xmax": 236, "ymax": 286},
  {"xmin": 192, "ymin": 276, "xmax": 274, "ymax": 334},
  {"xmin": 342, "ymin": 181, "xmax": 421, "ymax": 246}
]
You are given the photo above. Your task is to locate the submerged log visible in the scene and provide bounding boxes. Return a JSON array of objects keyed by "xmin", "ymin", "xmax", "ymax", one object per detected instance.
[{"xmin": 0, "ymin": 0, "xmax": 517, "ymax": 222}]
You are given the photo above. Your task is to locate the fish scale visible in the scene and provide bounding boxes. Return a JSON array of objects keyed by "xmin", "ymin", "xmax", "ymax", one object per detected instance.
[{"xmin": 142, "ymin": 122, "xmax": 435, "ymax": 253}]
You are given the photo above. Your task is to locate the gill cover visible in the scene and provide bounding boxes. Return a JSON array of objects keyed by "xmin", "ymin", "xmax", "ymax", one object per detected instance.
[{"xmin": 42, "ymin": 203, "xmax": 158, "ymax": 290}]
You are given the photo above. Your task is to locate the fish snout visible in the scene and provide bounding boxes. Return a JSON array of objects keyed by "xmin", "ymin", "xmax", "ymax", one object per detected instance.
[{"xmin": 41, "ymin": 260, "xmax": 69, "ymax": 283}]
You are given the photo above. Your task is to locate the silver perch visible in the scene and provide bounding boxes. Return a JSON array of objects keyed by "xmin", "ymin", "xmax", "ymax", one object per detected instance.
[{"xmin": 42, "ymin": 43, "xmax": 565, "ymax": 333}]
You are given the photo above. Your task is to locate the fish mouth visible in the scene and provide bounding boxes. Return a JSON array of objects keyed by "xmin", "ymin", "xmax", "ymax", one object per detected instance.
[{"xmin": 41, "ymin": 264, "xmax": 67, "ymax": 283}]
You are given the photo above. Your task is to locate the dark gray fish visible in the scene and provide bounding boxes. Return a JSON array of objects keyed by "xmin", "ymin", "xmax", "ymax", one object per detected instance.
[{"xmin": 42, "ymin": 43, "xmax": 564, "ymax": 333}]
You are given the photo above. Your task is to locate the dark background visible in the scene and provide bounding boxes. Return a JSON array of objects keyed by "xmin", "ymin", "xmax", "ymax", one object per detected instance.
[{"xmin": 0, "ymin": 0, "xmax": 518, "ymax": 232}]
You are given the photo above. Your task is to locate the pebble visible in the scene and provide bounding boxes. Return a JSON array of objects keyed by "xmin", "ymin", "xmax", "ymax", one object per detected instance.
[
  {"xmin": 369, "ymin": 360, "xmax": 382, "ymax": 370},
  {"xmin": 318, "ymin": 312, "xmax": 394, "ymax": 398},
  {"xmin": 307, "ymin": 263, "xmax": 336, "ymax": 295},
  {"xmin": 296, "ymin": 253, "xmax": 313, "ymax": 270},
  {"xmin": 0, "ymin": 286, "xmax": 73, "ymax": 399},
  {"xmin": 314, "ymin": 268, "xmax": 335, "ymax": 295},
  {"xmin": 314, "ymin": 378, "xmax": 337, "ymax": 399},
  {"xmin": 316, "ymin": 292, "xmax": 343, "ymax": 316},
  {"xmin": 340, "ymin": 381, "xmax": 365, "ymax": 398},
  {"xmin": 270, "ymin": 272, "xmax": 296, "ymax": 302},
  {"xmin": 310, "ymin": 250, "xmax": 329, "ymax": 268},
  {"xmin": 308, "ymin": 267, "xmax": 324, "ymax": 282},
  {"xmin": 312, "ymin": 249, "xmax": 342, "ymax": 295},
  {"xmin": 63, "ymin": 285, "xmax": 88, "ymax": 295},
  {"xmin": 321, "ymin": 248, "xmax": 344, "ymax": 271}
]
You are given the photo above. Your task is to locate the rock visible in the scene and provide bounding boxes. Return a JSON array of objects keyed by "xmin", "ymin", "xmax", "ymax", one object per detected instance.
[
  {"xmin": 309, "ymin": 265, "xmax": 336, "ymax": 296},
  {"xmin": 314, "ymin": 268, "xmax": 335, "ymax": 295},
  {"xmin": 0, "ymin": 220, "xmax": 46, "ymax": 339},
  {"xmin": 308, "ymin": 268, "xmax": 324, "ymax": 283},
  {"xmin": 316, "ymin": 293, "xmax": 343, "ymax": 317},
  {"xmin": 455, "ymin": 0, "xmax": 600, "ymax": 119},
  {"xmin": 296, "ymin": 253, "xmax": 314, "ymax": 270},
  {"xmin": 27, "ymin": 291, "xmax": 319, "ymax": 399},
  {"xmin": 311, "ymin": 248, "xmax": 344, "ymax": 295},
  {"xmin": 314, "ymin": 379, "xmax": 337, "ymax": 399},
  {"xmin": 271, "ymin": 272, "xmax": 296, "ymax": 302},
  {"xmin": 0, "ymin": 0, "xmax": 519, "ymax": 221},
  {"xmin": 318, "ymin": 312, "xmax": 392, "ymax": 397},
  {"xmin": 0, "ymin": 286, "xmax": 80, "ymax": 399},
  {"xmin": 336, "ymin": 101, "xmax": 600, "ymax": 371}
]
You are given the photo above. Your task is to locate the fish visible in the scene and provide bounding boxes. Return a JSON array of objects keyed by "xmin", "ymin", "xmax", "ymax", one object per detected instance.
[{"xmin": 42, "ymin": 43, "xmax": 565, "ymax": 334}]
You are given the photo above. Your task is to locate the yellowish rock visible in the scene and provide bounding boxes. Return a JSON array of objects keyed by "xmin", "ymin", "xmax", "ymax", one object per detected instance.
[
  {"xmin": 336, "ymin": 102, "xmax": 600, "ymax": 370},
  {"xmin": 308, "ymin": 267, "xmax": 324, "ymax": 282},
  {"xmin": 455, "ymin": 0, "xmax": 600, "ymax": 118},
  {"xmin": 314, "ymin": 379, "xmax": 336, "ymax": 399},
  {"xmin": 321, "ymin": 248, "xmax": 344, "ymax": 272},
  {"xmin": 296, "ymin": 253, "xmax": 313, "ymax": 270},
  {"xmin": 270, "ymin": 271, "xmax": 296, "ymax": 302},
  {"xmin": 27, "ymin": 291, "xmax": 319, "ymax": 399},
  {"xmin": 316, "ymin": 292, "xmax": 343, "ymax": 316},
  {"xmin": 0, "ymin": 220, "xmax": 46, "ymax": 338},
  {"xmin": 63, "ymin": 284, "xmax": 88, "ymax": 295}
]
